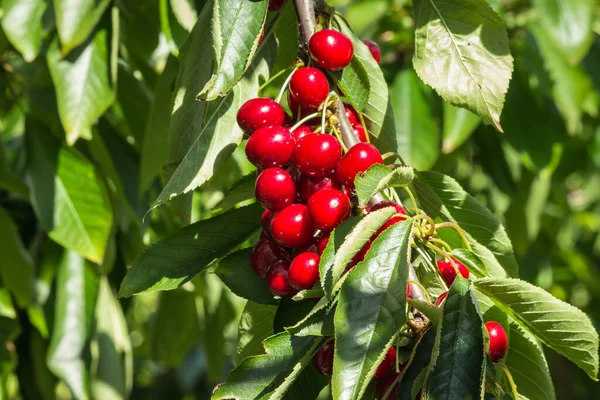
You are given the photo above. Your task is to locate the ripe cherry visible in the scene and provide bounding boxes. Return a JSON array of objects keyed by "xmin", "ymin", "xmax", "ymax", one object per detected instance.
[
  {"xmin": 245, "ymin": 125, "xmax": 294, "ymax": 169},
  {"xmin": 261, "ymin": 209, "xmax": 274, "ymax": 232},
  {"xmin": 370, "ymin": 201, "xmax": 406, "ymax": 215},
  {"xmin": 363, "ymin": 40, "xmax": 381, "ymax": 64},
  {"xmin": 307, "ymin": 189, "xmax": 351, "ymax": 231},
  {"xmin": 485, "ymin": 321, "xmax": 508, "ymax": 362},
  {"xmin": 336, "ymin": 143, "xmax": 383, "ymax": 187},
  {"xmin": 437, "ymin": 258, "xmax": 470, "ymax": 287},
  {"xmin": 288, "ymin": 67, "xmax": 329, "ymax": 111},
  {"xmin": 435, "ymin": 291, "xmax": 449, "ymax": 307},
  {"xmin": 297, "ymin": 173, "xmax": 342, "ymax": 203},
  {"xmin": 289, "ymin": 252, "xmax": 320, "ymax": 290},
  {"xmin": 344, "ymin": 103, "xmax": 360, "ymax": 125},
  {"xmin": 376, "ymin": 373, "xmax": 399, "ymax": 400},
  {"xmin": 316, "ymin": 234, "xmax": 329, "ymax": 254},
  {"xmin": 309, "ymin": 29, "xmax": 354, "ymax": 71},
  {"xmin": 250, "ymin": 239, "xmax": 288, "ymax": 279},
  {"xmin": 374, "ymin": 346, "xmax": 396, "ymax": 380},
  {"xmin": 290, "ymin": 125, "xmax": 313, "ymax": 142},
  {"xmin": 295, "ymin": 134, "xmax": 342, "ymax": 177},
  {"xmin": 313, "ymin": 340, "xmax": 335, "ymax": 375},
  {"xmin": 266, "ymin": 260, "xmax": 297, "ymax": 297},
  {"xmin": 255, "ymin": 168, "xmax": 296, "ymax": 210},
  {"xmin": 268, "ymin": 0, "xmax": 286, "ymax": 11},
  {"xmin": 270, "ymin": 204, "xmax": 315, "ymax": 248},
  {"xmin": 237, "ymin": 98, "xmax": 285, "ymax": 134},
  {"xmin": 353, "ymin": 124, "xmax": 368, "ymax": 142}
]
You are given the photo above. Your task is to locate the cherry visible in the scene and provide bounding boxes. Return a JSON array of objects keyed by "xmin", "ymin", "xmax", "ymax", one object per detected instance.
[
  {"xmin": 261, "ymin": 209, "xmax": 274, "ymax": 232},
  {"xmin": 344, "ymin": 103, "xmax": 360, "ymax": 125},
  {"xmin": 288, "ymin": 67, "xmax": 329, "ymax": 111},
  {"xmin": 406, "ymin": 283, "xmax": 411, "ymax": 298},
  {"xmin": 250, "ymin": 239, "xmax": 288, "ymax": 279},
  {"xmin": 270, "ymin": 204, "xmax": 315, "ymax": 248},
  {"xmin": 295, "ymin": 134, "xmax": 342, "ymax": 177},
  {"xmin": 260, "ymin": 230, "xmax": 270, "ymax": 241},
  {"xmin": 289, "ymin": 252, "xmax": 320, "ymax": 290},
  {"xmin": 485, "ymin": 321, "xmax": 508, "ymax": 362},
  {"xmin": 255, "ymin": 168, "xmax": 296, "ymax": 210},
  {"xmin": 266, "ymin": 260, "xmax": 297, "ymax": 297},
  {"xmin": 307, "ymin": 189, "xmax": 351, "ymax": 231},
  {"xmin": 297, "ymin": 173, "xmax": 342, "ymax": 203},
  {"xmin": 316, "ymin": 234, "xmax": 329, "ymax": 254},
  {"xmin": 435, "ymin": 291, "xmax": 449, "ymax": 307},
  {"xmin": 374, "ymin": 346, "xmax": 396, "ymax": 380},
  {"xmin": 336, "ymin": 143, "xmax": 383, "ymax": 187},
  {"xmin": 245, "ymin": 125, "xmax": 294, "ymax": 169},
  {"xmin": 376, "ymin": 373, "xmax": 399, "ymax": 400},
  {"xmin": 313, "ymin": 340, "xmax": 335, "ymax": 375},
  {"xmin": 309, "ymin": 29, "xmax": 354, "ymax": 71},
  {"xmin": 363, "ymin": 40, "xmax": 381, "ymax": 64},
  {"xmin": 353, "ymin": 124, "xmax": 368, "ymax": 142},
  {"xmin": 437, "ymin": 258, "xmax": 470, "ymax": 287},
  {"xmin": 237, "ymin": 98, "xmax": 285, "ymax": 134},
  {"xmin": 268, "ymin": 0, "xmax": 286, "ymax": 11},
  {"xmin": 290, "ymin": 125, "xmax": 313, "ymax": 142},
  {"xmin": 370, "ymin": 201, "xmax": 406, "ymax": 215}
]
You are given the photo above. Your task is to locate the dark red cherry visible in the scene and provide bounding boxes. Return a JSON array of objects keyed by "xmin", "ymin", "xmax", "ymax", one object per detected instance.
[
  {"xmin": 261, "ymin": 209, "xmax": 274, "ymax": 232},
  {"xmin": 288, "ymin": 252, "xmax": 320, "ymax": 290},
  {"xmin": 250, "ymin": 239, "xmax": 288, "ymax": 279},
  {"xmin": 289, "ymin": 67, "xmax": 329, "ymax": 111},
  {"xmin": 290, "ymin": 125, "xmax": 313, "ymax": 142},
  {"xmin": 374, "ymin": 346, "xmax": 396, "ymax": 380},
  {"xmin": 270, "ymin": 204, "xmax": 315, "ymax": 248},
  {"xmin": 344, "ymin": 103, "xmax": 360, "ymax": 125},
  {"xmin": 307, "ymin": 189, "xmax": 351, "ymax": 231},
  {"xmin": 335, "ymin": 143, "xmax": 383, "ymax": 187},
  {"xmin": 294, "ymin": 233, "xmax": 330, "ymax": 256},
  {"xmin": 363, "ymin": 40, "xmax": 381, "ymax": 64},
  {"xmin": 370, "ymin": 201, "xmax": 406, "ymax": 215},
  {"xmin": 266, "ymin": 260, "xmax": 297, "ymax": 297},
  {"xmin": 313, "ymin": 340, "xmax": 335, "ymax": 375},
  {"xmin": 485, "ymin": 321, "xmax": 508, "ymax": 362},
  {"xmin": 237, "ymin": 98, "xmax": 285, "ymax": 134},
  {"xmin": 309, "ymin": 29, "xmax": 354, "ymax": 71},
  {"xmin": 437, "ymin": 258, "xmax": 470, "ymax": 287},
  {"xmin": 297, "ymin": 173, "xmax": 342, "ymax": 203},
  {"xmin": 376, "ymin": 372, "xmax": 399, "ymax": 400},
  {"xmin": 245, "ymin": 125, "xmax": 294, "ymax": 169},
  {"xmin": 295, "ymin": 134, "xmax": 342, "ymax": 177},
  {"xmin": 316, "ymin": 234, "xmax": 329, "ymax": 254},
  {"xmin": 435, "ymin": 291, "xmax": 448, "ymax": 307},
  {"xmin": 268, "ymin": 0, "xmax": 286, "ymax": 11},
  {"xmin": 255, "ymin": 168, "xmax": 296, "ymax": 210},
  {"xmin": 353, "ymin": 124, "xmax": 368, "ymax": 142}
]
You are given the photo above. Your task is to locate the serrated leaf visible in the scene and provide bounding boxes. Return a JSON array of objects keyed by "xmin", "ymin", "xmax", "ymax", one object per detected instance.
[
  {"xmin": 354, "ymin": 164, "xmax": 414, "ymax": 207},
  {"xmin": 286, "ymin": 363, "xmax": 330, "ymax": 400},
  {"xmin": 286, "ymin": 299, "xmax": 335, "ymax": 338},
  {"xmin": 412, "ymin": 0, "xmax": 513, "ymax": 132},
  {"xmin": 442, "ymin": 103, "xmax": 480, "ymax": 153},
  {"xmin": 54, "ymin": 0, "xmax": 110, "ymax": 53},
  {"xmin": 333, "ymin": 220, "xmax": 412, "ymax": 400},
  {"xmin": 198, "ymin": 0, "xmax": 268, "ymax": 101},
  {"xmin": 215, "ymin": 248, "xmax": 276, "ymax": 305},
  {"xmin": 119, "ymin": 203, "xmax": 262, "ymax": 297},
  {"xmin": 450, "ymin": 248, "xmax": 487, "ymax": 277},
  {"xmin": 47, "ymin": 30, "xmax": 115, "ymax": 145},
  {"xmin": 1, "ymin": 0, "xmax": 47, "ymax": 62},
  {"xmin": 475, "ymin": 278, "xmax": 599, "ymax": 380},
  {"xmin": 171, "ymin": 0, "xmax": 197, "ymax": 31},
  {"xmin": 426, "ymin": 277, "xmax": 485, "ymax": 399},
  {"xmin": 236, "ymin": 302, "xmax": 277, "ymax": 365},
  {"xmin": 398, "ymin": 328, "xmax": 437, "ymax": 400},
  {"xmin": 214, "ymin": 172, "xmax": 257, "ymax": 212},
  {"xmin": 335, "ymin": 56, "xmax": 370, "ymax": 112}
]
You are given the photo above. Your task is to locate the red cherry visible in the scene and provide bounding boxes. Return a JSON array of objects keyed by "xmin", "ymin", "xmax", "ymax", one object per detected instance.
[
  {"xmin": 255, "ymin": 168, "xmax": 296, "ymax": 210},
  {"xmin": 435, "ymin": 291, "xmax": 449, "ymax": 307},
  {"xmin": 289, "ymin": 67, "xmax": 329, "ymax": 111},
  {"xmin": 270, "ymin": 204, "xmax": 315, "ymax": 247},
  {"xmin": 335, "ymin": 143, "xmax": 383, "ymax": 187},
  {"xmin": 309, "ymin": 29, "xmax": 354, "ymax": 71},
  {"xmin": 295, "ymin": 233, "xmax": 330, "ymax": 256},
  {"xmin": 245, "ymin": 126, "xmax": 294, "ymax": 169},
  {"xmin": 370, "ymin": 201, "xmax": 406, "ymax": 215},
  {"xmin": 266, "ymin": 260, "xmax": 297, "ymax": 297},
  {"xmin": 250, "ymin": 239, "xmax": 288, "ymax": 279},
  {"xmin": 307, "ymin": 189, "xmax": 351, "ymax": 231},
  {"xmin": 375, "ymin": 215, "xmax": 405, "ymax": 237},
  {"xmin": 344, "ymin": 103, "xmax": 360, "ymax": 125},
  {"xmin": 437, "ymin": 258, "xmax": 470, "ymax": 287},
  {"xmin": 485, "ymin": 321, "xmax": 508, "ymax": 362},
  {"xmin": 376, "ymin": 372, "xmax": 399, "ymax": 400},
  {"xmin": 237, "ymin": 98, "xmax": 285, "ymax": 134},
  {"xmin": 313, "ymin": 340, "xmax": 335, "ymax": 375},
  {"xmin": 374, "ymin": 347, "xmax": 396, "ymax": 380},
  {"xmin": 297, "ymin": 173, "xmax": 342, "ymax": 203},
  {"xmin": 316, "ymin": 234, "xmax": 329, "ymax": 255},
  {"xmin": 353, "ymin": 124, "xmax": 368, "ymax": 142},
  {"xmin": 261, "ymin": 209, "xmax": 274, "ymax": 232},
  {"xmin": 288, "ymin": 252, "xmax": 320, "ymax": 290},
  {"xmin": 268, "ymin": 0, "xmax": 286, "ymax": 11},
  {"xmin": 290, "ymin": 125, "xmax": 313, "ymax": 142},
  {"xmin": 363, "ymin": 40, "xmax": 381, "ymax": 64},
  {"xmin": 406, "ymin": 283, "xmax": 411, "ymax": 298},
  {"xmin": 295, "ymin": 134, "xmax": 342, "ymax": 177}
]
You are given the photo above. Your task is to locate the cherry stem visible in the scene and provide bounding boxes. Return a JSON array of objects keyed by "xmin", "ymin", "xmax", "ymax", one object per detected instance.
[
  {"xmin": 258, "ymin": 67, "xmax": 290, "ymax": 92},
  {"xmin": 408, "ymin": 279, "xmax": 432, "ymax": 303},
  {"xmin": 403, "ymin": 186, "xmax": 419, "ymax": 212},
  {"xmin": 428, "ymin": 237, "xmax": 453, "ymax": 253},
  {"xmin": 496, "ymin": 363, "xmax": 519, "ymax": 399},
  {"xmin": 290, "ymin": 111, "xmax": 321, "ymax": 131},
  {"xmin": 276, "ymin": 63, "xmax": 301, "ymax": 103},
  {"xmin": 427, "ymin": 242, "xmax": 460, "ymax": 276},
  {"xmin": 434, "ymin": 221, "xmax": 473, "ymax": 251}
]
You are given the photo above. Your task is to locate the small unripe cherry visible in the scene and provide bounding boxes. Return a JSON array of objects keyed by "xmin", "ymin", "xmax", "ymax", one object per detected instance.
[
  {"xmin": 237, "ymin": 98, "xmax": 285, "ymax": 134},
  {"xmin": 353, "ymin": 124, "xmax": 368, "ymax": 142},
  {"xmin": 268, "ymin": 0, "xmax": 286, "ymax": 11},
  {"xmin": 289, "ymin": 252, "xmax": 320, "ymax": 290},
  {"xmin": 288, "ymin": 67, "xmax": 329, "ymax": 111},
  {"xmin": 307, "ymin": 189, "xmax": 351, "ymax": 231},
  {"xmin": 245, "ymin": 126, "xmax": 294, "ymax": 169},
  {"xmin": 485, "ymin": 321, "xmax": 508, "ymax": 362},
  {"xmin": 295, "ymin": 134, "xmax": 342, "ymax": 177},
  {"xmin": 250, "ymin": 239, "xmax": 288, "ymax": 279},
  {"xmin": 270, "ymin": 204, "xmax": 315, "ymax": 248},
  {"xmin": 290, "ymin": 125, "xmax": 313, "ymax": 142},
  {"xmin": 374, "ymin": 347, "xmax": 396, "ymax": 380},
  {"xmin": 376, "ymin": 373, "xmax": 399, "ymax": 400},
  {"xmin": 437, "ymin": 258, "xmax": 470, "ymax": 287},
  {"xmin": 297, "ymin": 173, "xmax": 342, "ymax": 203},
  {"xmin": 313, "ymin": 340, "xmax": 335, "ymax": 375},
  {"xmin": 255, "ymin": 168, "xmax": 296, "ymax": 210},
  {"xmin": 309, "ymin": 29, "xmax": 354, "ymax": 71},
  {"xmin": 370, "ymin": 201, "xmax": 406, "ymax": 215},
  {"xmin": 266, "ymin": 260, "xmax": 297, "ymax": 297},
  {"xmin": 363, "ymin": 39, "xmax": 381, "ymax": 64},
  {"xmin": 435, "ymin": 291, "xmax": 449, "ymax": 307},
  {"xmin": 336, "ymin": 143, "xmax": 383, "ymax": 187}
]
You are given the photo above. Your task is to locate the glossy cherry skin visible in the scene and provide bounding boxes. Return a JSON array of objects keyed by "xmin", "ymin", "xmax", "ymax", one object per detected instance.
[
  {"xmin": 261, "ymin": 209, "xmax": 274, "ymax": 232},
  {"xmin": 437, "ymin": 258, "xmax": 470, "ymax": 287},
  {"xmin": 309, "ymin": 29, "xmax": 354, "ymax": 71},
  {"xmin": 245, "ymin": 126, "xmax": 294, "ymax": 169},
  {"xmin": 295, "ymin": 134, "xmax": 342, "ymax": 177},
  {"xmin": 313, "ymin": 340, "xmax": 335, "ymax": 375},
  {"xmin": 336, "ymin": 143, "xmax": 383, "ymax": 187},
  {"xmin": 237, "ymin": 98, "xmax": 285, "ymax": 134},
  {"xmin": 266, "ymin": 260, "xmax": 297, "ymax": 297},
  {"xmin": 485, "ymin": 321, "xmax": 508, "ymax": 362},
  {"xmin": 270, "ymin": 204, "xmax": 315, "ymax": 248},
  {"xmin": 290, "ymin": 125, "xmax": 313, "ymax": 142},
  {"xmin": 344, "ymin": 103, "xmax": 360, "ymax": 125},
  {"xmin": 294, "ymin": 233, "xmax": 330, "ymax": 256},
  {"xmin": 353, "ymin": 124, "xmax": 368, "ymax": 142},
  {"xmin": 307, "ymin": 189, "xmax": 351, "ymax": 231},
  {"xmin": 376, "ymin": 372, "xmax": 399, "ymax": 400},
  {"xmin": 370, "ymin": 201, "xmax": 406, "ymax": 215},
  {"xmin": 255, "ymin": 168, "xmax": 296, "ymax": 210},
  {"xmin": 289, "ymin": 67, "xmax": 329, "ymax": 111},
  {"xmin": 250, "ymin": 239, "xmax": 289, "ymax": 279},
  {"xmin": 435, "ymin": 291, "xmax": 449, "ymax": 307},
  {"xmin": 268, "ymin": 0, "xmax": 286, "ymax": 11},
  {"xmin": 374, "ymin": 346, "xmax": 396, "ymax": 380},
  {"xmin": 297, "ymin": 173, "xmax": 342, "ymax": 203},
  {"xmin": 288, "ymin": 252, "xmax": 320, "ymax": 290},
  {"xmin": 363, "ymin": 39, "xmax": 381, "ymax": 64}
]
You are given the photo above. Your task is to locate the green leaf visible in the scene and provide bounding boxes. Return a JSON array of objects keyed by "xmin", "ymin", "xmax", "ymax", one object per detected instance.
[
  {"xmin": 412, "ymin": 0, "xmax": 513, "ymax": 132},
  {"xmin": 413, "ymin": 170, "xmax": 518, "ymax": 278},
  {"xmin": 1, "ymin": 0, "xmax": 47, "ymax": 62},
  {"xmin": 390, "ymin": 68, "xmax": 440, "ymax": 170},
  {"xmin": 332, "ymin": 220, "xmax": 412, "ymax": 400},
  {"xmin": 354, "ymin": 164, "xmax": 414, "ymax": 207},
  {"xmin": 285, "ymin": 363, "xmax": 330, "ymax": 400},
  {"xmin": 119, "ymin": 203, "xmax": 262, "ymax": 297},
  {"xmin": 47, "ymin": 30, "xmax": 115, "ymax": 145},
  {"xmin": 47, "ymin": 250, "xmax": 100, "ymax": 400},
  {"xmin": 116, "ymin": 62, "xmax": 153, "ymax": 146},
  {"xmin": 215, "ymin": 248, "xmax": 276, "ymax": 305},
  {"xmin": 475, "ymin": 278, "xmax": 600, "ymax": 380},
  {"xmin": 335, "ymin": 56, "xmax": 370, "ymax": 112},
  {"xmin": 450, "ymin": 248, "xmax": 487, "ymax": 278},
  {"xmin": 213, "ymin": 172, "xmax": 257, "ymax": 212},
  {"xmin": 236, "ymin": 302, "xmax": 277, "ymax": 365},
  {"xmin": 407, "ymin": 299, "xmax": 442, "ymax": 325},
  {"xmin": 426, "ymin": 277, "xmax": 485, "ymax": 399},
  {"xmin": 53, "ymin": 0, "xmax": 111, "ymax": 53},
  {"xmin": 0, "ymin": 208, "xmax": 34, "ymax": 307},
  {"xmin": 170, "ymin": 0, "xmax": 197, "ymax": 31},
  {"xmin": 442, "ymin": 103, "xmax": 480, "ymax": 154},
  {"xmin": 286, "ymin": 299, "xmax": 335, "ymax": 338},
  {"xmin": 197, "ymin": 0, "xmax": 268, "ymax": 101},
  {"xmin": 398, "ymin": 328, "xmax": 437, "ymax": 400}
]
